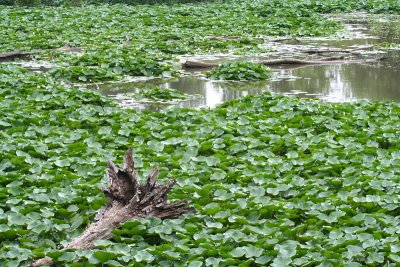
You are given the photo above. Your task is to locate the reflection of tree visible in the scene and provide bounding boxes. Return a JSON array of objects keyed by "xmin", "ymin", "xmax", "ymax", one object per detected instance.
[
  {"xmin": 208, "ymin": 80, "xmax": 268, "ymax": 104},
  {"xmin": 271, "ymin": 61, "xmax": 400, "ymax": 102},
  {"xmin": 90, "ymin": 52, "xmax": 400, "ymax": 108},
  {"xmin": 339, "ymin": 63, "xmax": 400, "ymax": 101},
  {"xmin": 215, "ymin": 80, "xmax": 269, "ymax": 91},
  {"xmin": 271, "ymin": 66, "xmax": 333, "ymax": 95},
  {"xmin": 91, "ymin": 78, "xmax": 176, "ymax": 95},
  {"xmin": 167, "ymin": 76, "xmax": 208, "ymax": 95},
  {"xmin": 168, "ymin": 77, "xmax": 270, "ymax": 106},
  {"xmin": 369, "ymin": 20, "xmax": 400, "ymax": 43}
]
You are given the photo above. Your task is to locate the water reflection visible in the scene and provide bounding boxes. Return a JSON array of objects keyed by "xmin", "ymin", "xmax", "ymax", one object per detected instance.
[
  {"xmin": 272, "ymin": 60, "xmax": 400, "ymax": 102},
  {"xmin": 166, "ymin": 78, "xmax": 269, "ymax": 107},
  {"xmin": 93, "ymin": 16, "xmax": 400, "ymax": 109},
  {"xmin": 94, "ymin": 77, "xmax": 271, "ymax": 110},
  {"xmin": 95, "ymin": 56, "xmax": 400, "ymax": 110}
]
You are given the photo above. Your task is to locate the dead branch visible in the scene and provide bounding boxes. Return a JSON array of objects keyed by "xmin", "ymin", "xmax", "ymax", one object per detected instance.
[{"xmin": 31, "ymin": 148, "xmax": 194, "ymax": 267}]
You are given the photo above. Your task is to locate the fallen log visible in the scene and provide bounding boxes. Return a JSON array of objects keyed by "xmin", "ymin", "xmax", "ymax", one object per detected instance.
[
  {"xmin": 267, "ymin": 37, "xmax": 302, "ymax": 43},
  {"xmin": 183, "ymin": 60, "xmax": 217, "ymax": 68},
  {"xmin": 208, "ymin": 35, "xmax": 241, "ymax": 41},
  {"xmin": 257, "ymin": 58, "xmax": 358, "ymax": 65},
  {"xmin": 298, "ymin": 44, "xmax": 374, "ymax": 54},
  {"xmin": 0, "ymin": 51, "xmax": 35, "ymax": 62},
  {"xmin": 182, "ymin": 56, "xmax": 386, "ymax": 69},
  {"xmin": 0, "ymin": 44, "xmax": 81, "ymax": 62},
  {"xmin": 31, "ymin": 148, "xmax": 194, "ymax": 267},
  {"xmin": 55, "ymin": 44, "xmax": 82, "ymax": 52}
]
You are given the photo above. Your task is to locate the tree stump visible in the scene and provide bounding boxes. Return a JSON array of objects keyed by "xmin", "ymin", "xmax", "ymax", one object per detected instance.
[{"xmin": 31, "ymin": 148, "xmax": 194, "ymax": 267}]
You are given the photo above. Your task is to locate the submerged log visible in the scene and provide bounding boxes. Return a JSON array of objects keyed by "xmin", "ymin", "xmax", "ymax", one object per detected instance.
[
  {"xmin": 297, "ymin": 44, "xmax": 374, "ymax": 54},
  {"xmin": 56, "ymin": 44, "xmax": 82, "ymax": 53},
  {"xmin": 182, "ymin": 56, "xmax": 386, "ymax": 69},
  {"xmin": 0, "ymin": 44, "xmax": 81, "ymax": 63},
  {"xmin": 31, "ymin": 148, "xmax": 194, "ymax": 267},
  {"xmin": 207, "ymin": 35, "xmax": 242, "ymax": 41},
  {"xmin": 0, "ymin": 51, "xmax": 35, "ymax": 62},
  {"xmin": 183, "ymin": 60, "xmax": 217, "ymax": 68}
]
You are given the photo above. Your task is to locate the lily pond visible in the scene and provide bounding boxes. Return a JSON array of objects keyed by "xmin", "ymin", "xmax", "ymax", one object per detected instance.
[
  {"xmin": 93, "ymin": 14, "xmax": 400, "ymax": 110},
  {"xmin": 1, "ymin": 1, "xmax": 400, "ymax": 266}
]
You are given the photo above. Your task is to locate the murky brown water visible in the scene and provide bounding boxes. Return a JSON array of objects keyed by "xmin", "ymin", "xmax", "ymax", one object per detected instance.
[{"xmin": 93, "ymin": 15, "xmax": 400, "ymax": 110}]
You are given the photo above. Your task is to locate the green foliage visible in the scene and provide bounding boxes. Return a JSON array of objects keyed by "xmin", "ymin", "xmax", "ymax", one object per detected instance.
[
  {"xmin": 0, "ymin": 1, "xmax": 346, "ymax": 81},
  {"xmin": 3, "ymin": 0, "xmax": 398, "ymax": 81},
  {"xmin": 0, "ymin": 2, "xmax": 341, "ymax": 54},
  {"xmin": 49, "ymin": 47, "xmax": 176, "ymax": 82},
  {"xmin": 207, "ymin": 61, "xmax": 272, "ymax": 81},
  {"xmin": 51, "ymin": 66, "xmax": 117, "ymax": 82},
  {"xmin": 127, "ymin": 87, "xmax": 196, "ymax": 102},
  {"xmin": 3, "ymin": 0, "xmax": 400, "ymax": 14},
  {"xmin": 1, "ymin": 0, "xmax": 83, "ymax": 6},
  {"xmin": 1, "ymin": 0, "xmax": 400, "ymax": 266},
  {"xmin": 1, "ymin": 0, "xmax": 219, "ymax": 5},
  {"xmin": 1, "ymin": 65, "xmax": 400, "ymax": 266}
]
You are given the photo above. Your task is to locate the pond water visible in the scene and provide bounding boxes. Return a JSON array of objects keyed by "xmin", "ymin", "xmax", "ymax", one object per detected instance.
[{"xmin": 92, "ymin": 14, "xmax": 400, "ymax": 110}]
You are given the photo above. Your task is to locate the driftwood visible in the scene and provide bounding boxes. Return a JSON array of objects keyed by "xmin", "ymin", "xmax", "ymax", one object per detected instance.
[
  {"xmin": 0, "ymin": 44, "xmax": 81, "ymax": 62},
  {"xmin": 31, "ymin": 148, "xmax": 194, "ymax": 267},
  {"xmin": 56, "ymin": 44, "xmax": 82, "ymax": 53},
  {"xmin": 267, "ymin": 37, "xmax": 302, "ymax": 43},
  {"xmin": 298, "ymin": 44, "xmax": 374, "ymax": 54},
  {"xmin": 182, "ymin": 56, "xmax": 386, "ymax": 69},
  {"xmin": 0, "ymin": 51, "xmax": 35, "ymax": 62},
  {"xmin": 256, "ymin": 57, "xmax": 382, "ymax": 65},
  {"xmin": 208, "ymin": 35, "xmax": 241, "ymax": 41}
]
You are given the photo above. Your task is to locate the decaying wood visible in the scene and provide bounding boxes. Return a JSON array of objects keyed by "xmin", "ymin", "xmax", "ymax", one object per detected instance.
[
  {"xmin": 0, "ymin": 44, "xmax": 81, "ymax": 63},
  {"xmin": 31, "ymin": 148, "xmax": 194, "ymax": 267},
  {"xmin": 256, "ymin": 58, "xmax": 376, "ymax": 65},
  {"xmin": 208, "ymin": 35, "xmax": 241, "ymax": 41},
  {"xmin": 56, "ymin": 44, "xmax": 82, "ymax": 53},
  {"xmin": 267, "ymin": 37, "xmax": 302, "ymax": 43},
  {"xmin": 0, "ymin": 51, "xmax": 35, "ymax": 62},
  {"xmin": 297, "ymin": 44, "xmax": 374, "ymax": 54},
  {"xmin": 183, "ymin": 60, "xmax": 217, "ymax": 68},
  {"xmin": 182, "ymin": 56, "xmax": 386, "ymax": 69}
]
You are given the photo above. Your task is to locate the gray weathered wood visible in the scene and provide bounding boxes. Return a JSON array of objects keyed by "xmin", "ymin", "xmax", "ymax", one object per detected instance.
[{"xmin": 31, "ymin": 148, "xmax": 193, "ymax": 267}]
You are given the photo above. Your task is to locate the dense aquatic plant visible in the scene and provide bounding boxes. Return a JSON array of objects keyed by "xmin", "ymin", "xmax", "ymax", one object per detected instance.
[
  {"xmin": 0, "ymin": 2, "xmax": 340, "ymax": 53},
  {"xmin": 127, "ymin": 87, "xmax": 197, "ymax": 102},
  {"xmin": 1, "ymin": 65, "xmax": 400, "ymax": 266},
  {"xmin": 207, "ymin": 61, "xmax": 272, "ymax": 81},
  {"xmin": 2, "ymin": 0, "xmax": 398, "ymax": 81},
  {"xmin": 48, "ymin": 47, "xmax": 177, "ymax": 82}
]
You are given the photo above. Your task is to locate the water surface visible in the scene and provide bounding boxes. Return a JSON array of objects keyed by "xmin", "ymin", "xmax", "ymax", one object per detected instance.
[{"xmin": 94, "ymin": 15, "xmax": 400, "ymax": 110}]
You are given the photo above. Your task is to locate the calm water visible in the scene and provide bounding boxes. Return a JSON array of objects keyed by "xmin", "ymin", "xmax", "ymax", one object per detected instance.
[{"xmin": 94, "ymin": 16, "xmax": 400, "ymax": 110}]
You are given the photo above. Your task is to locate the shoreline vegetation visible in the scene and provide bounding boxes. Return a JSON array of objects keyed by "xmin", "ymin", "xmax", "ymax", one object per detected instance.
[{"xmin": 1, "ymin": 1, "xmax": 400, "ymax": 266}]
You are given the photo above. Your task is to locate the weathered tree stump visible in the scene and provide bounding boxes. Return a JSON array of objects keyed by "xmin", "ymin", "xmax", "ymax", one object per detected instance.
[{"xmin": 31, "ymin": 149, "xmax": 194, "ymax": 267}]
